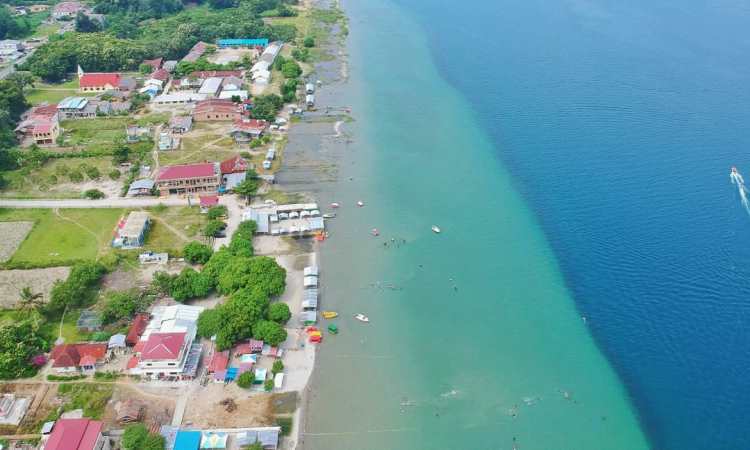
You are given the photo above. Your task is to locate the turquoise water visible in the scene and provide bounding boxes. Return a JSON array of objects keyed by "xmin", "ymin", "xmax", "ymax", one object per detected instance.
[{"xmin": 303, "ymin": 1, "xmax": 649, "ymax": 448}]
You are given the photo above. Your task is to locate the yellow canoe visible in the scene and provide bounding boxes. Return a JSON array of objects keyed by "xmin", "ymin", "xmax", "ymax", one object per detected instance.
[{"xmin": 322, "ymin": 311, "xmax": 338, "ymax": 319}]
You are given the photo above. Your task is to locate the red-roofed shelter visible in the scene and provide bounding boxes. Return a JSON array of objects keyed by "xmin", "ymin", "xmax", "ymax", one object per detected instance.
[
  {"xmin": 79, "ymin": 73, "xmax": 122, "ymax": 92},
  {"xmin": 45, "ymin": 418, "xmax": 107, "ymax": 450}
]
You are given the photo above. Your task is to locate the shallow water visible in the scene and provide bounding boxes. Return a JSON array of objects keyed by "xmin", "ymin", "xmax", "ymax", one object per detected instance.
[{"xmin": 302, "ymin": 1, "xmax": 649, "ymax": 449}]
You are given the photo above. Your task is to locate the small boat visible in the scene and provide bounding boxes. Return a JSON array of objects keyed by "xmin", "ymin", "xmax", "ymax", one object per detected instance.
[
  {"xmin": 732, "ymin": 166, "xmax": 738, "ymax": 175},
  {"xmin": 322, "ymin": 311, "xmax": 338, "ymax": 319},
  {"xmin": 371, "ymin": 228, "xmax": 379, "ymax": 236},
  {"xmin": 432, "ymin": 225, "xmax": 441, "ymax": 234},
  {"xmin": 354, "ymin": 313, "xmax": 369, "ymax": 323},
  {"xmin": 327, "ymin": 324, "xmax": 339, "ymax": 334},
  {"xmin": 322, "ymin": 213, "xmax": 336, "ymax": 219},
  {"xmin": 357, "ymin": 201, "xmax": 364, "ymax": 207},
  {"xmin": 331, "ymin": 202, "xmax": 340, "ymax": 208}
]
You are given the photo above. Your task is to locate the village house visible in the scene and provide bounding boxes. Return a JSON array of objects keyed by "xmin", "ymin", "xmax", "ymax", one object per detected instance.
[
  {"xmin": 155, "ymin": 163, "xmax": 220, "ymax": 196},
  {"xmin": 169, "ymin": 115, "xmax": 193, "ymax": 134},
  {"xmin": 150, "ymin": 68, "xmax": 170, "ymax": 83},
  {"xmin": 158, "ymin": 132, "xmax": 178, "ymax": 151},
  {"xmin": 30, "ymin": 4, "xmax": 50, "ymax": 13},
  {"xmin": 220, "ymin": 154, "xmax": 250, "ymax": 190},
  {"xmin": 49, "ymin": 343, "xmax": 107, "ymax": 373},
  {"xmin": 52, "ymin": 1, "xmax": 84, "ymax": 19},
  {"xmin": 129, "ymin": 305, "xmax": 204, "ymax": 380},
  {"xmin": 0, "ymin": 40, "xmax": 23, "ymax": 56},
  {"xmin": 151, "ymin": 92, "xmax": 207, "ymax": 105},
  {"xmin": 181, "ymin": 41, "xmax": 208, "ymax": 63},
  {"xmin": 14, "ymin": 104, "xmax": 59, "ymax": 146},
  {"xmin": 230, "ymin": 118, "xmax": 268, "ymax": 144},
  {"xmin": 142, "ymin": 57, "xmax": 163, "ymax": 71},
  {"xmin": 111, "ymin": 211, "xmax": 150, "ymax": 248},
  {"xmin": 197, "ymin": 77, "xmax": 223, "ymax": 97},
  {"xmin": 193, "ymin": 99, "xmax": 243, "ymax": 122},
  {"xmin": 126, "ymin": 313, "xmax": 150, "ymax": 346},
  {"xmin": 126, "ymin": 124, "xmax": 150, "ymax": 143},
  {"xmin": 126, "ymin": 179, "xmax": 155, "ymax": 197},
  {"xmin": 217, "ymin": 38, "xmax": 269, "ymax": 48},
  {"xmin": 78, "ymin": 71, "xmax": 122, "ymax": 92},
  {"xmin": 163, "ymin": 60, "xmax": 178, "ymax": 72},
  {"xmin": 57, "ymin": 97, "xmax": 98, "ymax": 119},
  {"xmin": 43, "ymin": 418, "xmax": 111, "ymax": 450}
]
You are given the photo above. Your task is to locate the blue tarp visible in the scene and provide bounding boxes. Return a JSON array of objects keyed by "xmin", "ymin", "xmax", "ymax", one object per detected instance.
[
  {"xmin": 218, "ymin": 38, "xmax": 269, "ymax": 47},
  {"xmin": 174, "ymin": 430, "xmax": 201, "ymax": 450},
  {"xmin": 225, "ymin": 367, "xmax": 238, "ymax": 381}
]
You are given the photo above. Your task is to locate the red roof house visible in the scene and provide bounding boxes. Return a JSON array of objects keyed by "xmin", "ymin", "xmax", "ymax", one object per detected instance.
[
  {"xmin": 156, "ymin": 163, "xmax": 216, "ymax": 182},
  {"xmin": 199, "ymin": 195, "xmax": 219, "ymax": 208},
  {"xmin": 50, "ymin": 344, "xmax": 107, "ymax": 371},
  {"xmin": 142, "ymin": 57, "xmax": 163, "ymax": 70},
  {"xmin": 150, "ymin": 68, "xmax": 170, "ymax": 82},
  {"xmin": 126, "ymin": 313, "xmax": 150, "ymax": 346},
  {"xmin": 207, "ymin": 350, "xmax": 229, "ymax": 373},
  {"xmin": 230, "ymin": 118, "xmax": 267, "ymax": 143},
  {"xmin": 140, "ymin": 332, "xmax": 186, "ymax": 361},
  {"xmin": 190, "ymin": 70, "xmax": 243, "ymax": 79},
  {"xmin": 45, "ymin": 418, "xmax": 105, "ymax": 450},
  {"xmin": 220, "ymin": 155, "xmax": 249, "ymax": 175},
  {"xmin": 79, "ymin": 73, "xmax": 122, "ymax": 92},
  {"xmin": 194, "ymin": 99, "xmax": 243, "ymax": 122}
]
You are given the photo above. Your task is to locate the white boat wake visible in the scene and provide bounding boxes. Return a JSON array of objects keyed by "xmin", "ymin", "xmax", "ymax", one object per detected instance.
[{"xmin": 731, "ymin": 167, "xmax": 750, "ymax": 215}]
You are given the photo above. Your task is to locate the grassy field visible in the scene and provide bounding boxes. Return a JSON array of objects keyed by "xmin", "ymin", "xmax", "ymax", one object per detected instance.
[
  {"xmin": 0, "ymin": 208, "xmax": 125, "ymax": 267},
  {"xmin": 159, "ymin": 122, "xmax": 238, "ymax": 166},
  {"xmin": 61, "ymin": 113, "xmax": 169, "ymax": 151},
  {"xmin": 25, "ymin": 79, "xmax": 97, "ymax": 106},
  {"xmin": 0, "ymin": 206, "xmax": 206, "ymax": 267}
]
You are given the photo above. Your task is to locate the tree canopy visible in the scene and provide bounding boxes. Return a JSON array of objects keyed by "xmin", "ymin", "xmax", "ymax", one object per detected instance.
[
  {"xmin": 217, "ymin": 256, "xmax": 286, "ymax": 296},
  {"xmin": 100, "ymin": 290, "xmax": 147, "ymax": 324},
  {"xmin": 0, "ymin": 319, "xmax": 47, "ymax": 379},
  {"xmin": 252, "ymin": 320, "xmax": 287, "ymax": 346},
  {"xmin": 183, "ymin": 241, "xmax": 213, "ymax": 265},
  {"xmin": 267, "ymin": 302, "xmax": 291, "ymax": 324}
]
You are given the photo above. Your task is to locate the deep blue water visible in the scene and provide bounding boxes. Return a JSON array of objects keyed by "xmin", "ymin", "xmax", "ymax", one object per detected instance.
[{"xmin": 393, "ymin": 1, "xmax": 750, "ymax": 449}]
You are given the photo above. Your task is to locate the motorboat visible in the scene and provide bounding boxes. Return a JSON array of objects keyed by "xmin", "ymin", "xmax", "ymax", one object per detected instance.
[
  {"xmin": 328, "ymin": 324, "xmax": 339, "ymax": 335},
  {"xmin": 354, "ymin": 313, "xmax": 370, "ymax": 323},
  {"xmin": 331, "ymin": 202, "xmax": 340, "ymax": 208},
  {"xmin": 357, "ymin": 201, "xmax": 364, "ymax": 207},
  {"xmin": 371, "ymin": 228, "xmax": 379, "ymax": 236},
  {"xmin": 732, "ymin": 166, "xmax": 738, "ymax": 175},
  {"xmin": 322, "ymin": 213, "xmax": 336, "ymax": 219},
  {"xmin": 432, "ymin": 225, "xmax": 441, "ymax": 234},
  {"xmin": 322, "ymin": 311, "xmax": 338, "ymax": 319}
]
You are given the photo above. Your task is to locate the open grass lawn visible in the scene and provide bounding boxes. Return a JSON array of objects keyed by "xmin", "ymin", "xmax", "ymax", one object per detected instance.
[
  {"xmin": 25, "ymin": 78, "xmax": 97, "ymax": 106},
  {"xmin": 159, "ymin": 122, "xmax": 238, "ymax": 166},
  {"xmin": 58, "ymin": 383, "xmax": 114, "ymax": 419},
  {"xmin": 0, "ymin": 206, "xmax": 206, "ymax": 267},
  {"xmin": 146, "ymin": 205, "xmax": 209, "ymax": 252},
  {"xmin": 60, "ymin": 113, "xmax": 168, "ymax": 151},
  {"xmin": 0, "ymin": 208, "xmax": 126, "ymax": 267},
  {"xmin": 0, "ymin": 156, "xmax": 121, "ymax": 199},
  {"xmin": 31, "ymin": 22, "xmax": 60, "ymax": 39}
]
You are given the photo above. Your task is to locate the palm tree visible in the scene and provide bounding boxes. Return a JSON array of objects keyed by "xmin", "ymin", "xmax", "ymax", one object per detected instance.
[{"xmin": 18, "ymin": 287, "xmax": 44, "ymax": 311}]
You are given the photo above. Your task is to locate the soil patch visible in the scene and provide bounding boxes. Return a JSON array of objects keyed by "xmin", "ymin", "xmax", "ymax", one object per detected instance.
[
  {"xmin": 0, "ymin": 267, "xmax": 70, "ymax": 308},
  {"xmin": 0, "ymin": 222, "xmax": 34, "ymax": 263},
  {"xmin": 182, "ymin": 383, "xmax": 274, "ymax": 428}
]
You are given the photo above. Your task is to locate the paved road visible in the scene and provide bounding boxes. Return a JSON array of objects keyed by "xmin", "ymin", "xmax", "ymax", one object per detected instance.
[{"xmin": 0, "ymin": 198, "xmax": 191, "ymax": 209}]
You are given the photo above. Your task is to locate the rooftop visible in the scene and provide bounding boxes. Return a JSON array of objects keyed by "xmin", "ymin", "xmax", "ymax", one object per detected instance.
[
  {"xmin": 45, "ymin": 418, "xmax": 103, "ymax": 450},
  {"xmin": 119, "ymin": 211, "xmax": 149, "ymax": 238},
  {"xmin": 220, "ymin": 155, "xmax": 248, "ymax": 174},
  {"xmin": 57, "ymin": 97, "xmax": 88, "ymax": 110},
  {"xmin": 141, "ymin": 332, "xmax": 186, "ymax": 361},
  {"xmin": 157, "ymin": 163, "xmax": 216, "ymax": 181},
  {"xmin": 218, "ymin": 38, "xmax": 269, "ymax": 46},
  {"xmin": 79, "ymin": 72, "xmax": 121, "ymax": 88}
]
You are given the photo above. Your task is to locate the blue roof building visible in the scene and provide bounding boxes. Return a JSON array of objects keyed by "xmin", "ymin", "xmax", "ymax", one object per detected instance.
[
  {"xmin": 174, "ymin": 430, "xmax": 202, "ymax": 450},
  {"xmin": 218, "ymin": 38, "xmax": 269, "ymax": 48}
]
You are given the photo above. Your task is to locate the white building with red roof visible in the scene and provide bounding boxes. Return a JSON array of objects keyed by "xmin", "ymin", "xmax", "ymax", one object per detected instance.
[
  {"xmin": 155, "ymin": 162, "xmax": 220, "ymax": 196},
  {"xmin": 129, "ymin": 305, "xmax": 204, "ymax": 380},
  {"xmin": 78, "ymin": 69, "xmax": 122, "ymax": 92},
  {"xmin": 230, "ymin": 118, "xmax": 268, "ymax": 144},
  {"xmin": 43, "ymin": 418, "xmax": 110, "ymax": 450},
  {"xmin": 193, "ymin": 98, "xmax": 243, "ymax": 122},
  {"xmin": 220, "ymin": 154, "xmax": 250, "ymax": 190},
  {"xmin": 15, "ymin": 104, "xmax": 60, "ymax": 146},
  {"xmin": 52, "ymin": 1, "xmax": 84, "ymax": 19}
]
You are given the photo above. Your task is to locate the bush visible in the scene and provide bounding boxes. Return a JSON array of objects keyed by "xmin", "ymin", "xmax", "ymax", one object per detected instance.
[
  {"xmin": 68, "ymin": 169, "xmax": 83, "ymax": 182},
  {"xmin": 207, "ymin": 205, "xmax": 227, "ymax": 220},
  {"xmin": 303, "ymin": 36, "xmax": 315, "ymax": 47},
  {"xmin": 183, "ymin": 241, "xmax": 213, "ymax": 265},
  {"xmin": 169, "ymin": 268, "xmax": 211, "ymax": 301},
  {"xmin": 237, "ymin": 371, "xmax": 254, "ymax": 388},
  {"xmin": 47, "ymin": 374, "xmax": 86, "ymax": 381},
  {"xmin": 264, "ymin": 379, "xmax": 274, "ymax": 391},
  {"xmin": 100, "ymin": 290, "xmax": 147, "ymax": 324},
  {"xmin": 272, "ymin": 359, "xmax": 284, "ymax": 374},
  {"xmin": 252, "ymin": 320, "xmax": 287, "ymax": 346},
  {"xmin": 267, "ymin": 303, "xmax": 291, "ymax": 324},
  {"xmin": 83, "ymin": 189, "xmax": 105, "ymax": 199},
  {"xmin": 108, "ymin": 169, "xmax": 121, "ymax": 180},
  {"xmin": 203, "ymin": 219, "xmax": 225, "ymax": 238},
  {"xmin": 84, "ymin": 166, "xmax": 100, "ymax": 179},
  {"xmin": 276, "ymin": 416, "xmax": 293, "ymax": 436},
  {"xmin": 196, "ymin": 308, "xmax": 221, "ymax": 339},
  {"xmin": 217, "ymin": 256, "xmax": 286, "ymax": 296}
]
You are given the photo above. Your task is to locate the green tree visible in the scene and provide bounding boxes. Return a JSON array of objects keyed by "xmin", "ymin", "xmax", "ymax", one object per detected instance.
[
  {"xmin": 112, "ymin": 143, "xmax": 129, "ymax": 164},
  {"xmin": 264, "ymin": 378, "xmax": 274, "ymax": 391},
  {"xmin": 143, "ymin": 434, "xmax": 165, "ymax": 450},
  {"xmin": 83, "ymin": 189, "xmax": 105, "ymax": 199},
  {"xmin": 196, "ymin": 308, "xmax": 221, "ymax": 339},
  {"xmin": 252, "ymin": 320, "xmax": 287, "ymax": 346},
  {"xmin": 170, "ymin": 268, "xmax": 211, "ymax": 302},
  {"xmin": 267, "ymin": 302, "xmax": 291, "ymax": 324},
  {"xmin": 18, "ymin": 287, "xmax": 43, "ymax": 312},
  {"xmin": 100, "ymin": 291, "xmax": 144, "ymax": 324},
  {"xmin": 202, "ymin": 249, "xmax": 233, "ymax": 286},
  {"xmin": 121, "ymin": 424, "xmax": 149, "ymax": 450},
  {"xmin": 272, "ymin": 359, "xmax": 284, "ymax": 374},
  {"xmin": 216, "ymin": 256, "xmax": 286, "ymax": 296},
  {"xmin": 281, "ymin": 60, "xmax": 302, "ymax": 79},
  {"xmin": 75, "ymin": 12, "xmax": 101, "ymax": 33},
  {"xmin": 151, "ymin": 271, "xmax": 175, "ymax": 296},
  {"xmin": 203, "ymin": 219, "xmax": 224, "ymax": 238},
  {"xmin": 0, "ymin": 320, "xmax": 47, "ymax": 379},
  {"xmin": 207, "ymin": 205, "xmax": 227, "ymax": 220},
  {"xmin": 183, "ymin": 241, "xmax": 213, "ymax": 264},
  {"xmin": 108, "ymin": 169, "xmax": 121, "ymax": 180},
  {"xmin": 233, "ymin": 178, "xmax": 259, "ymax": 201},
  {"xmin": 303, "ymin": 36, "xmax": 315, "ymax": 48},
  {"xmin": 215, "ymin": 287, "xmax": 267, "ymax": 350},
  {"xmin": 236, "ymin": 370, "xmax": 254, "ymax": 388}
]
